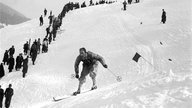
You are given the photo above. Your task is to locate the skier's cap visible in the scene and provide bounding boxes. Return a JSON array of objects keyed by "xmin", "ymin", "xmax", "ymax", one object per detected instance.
[{"xmin": 79, "ymin": 47, "xmax": 86, "ymax": 52}]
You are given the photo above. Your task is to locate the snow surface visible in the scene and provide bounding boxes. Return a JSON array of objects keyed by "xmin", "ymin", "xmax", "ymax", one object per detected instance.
[{"xmin": 0, "ymin": 0, "xmax": 192, "ymax": 108}]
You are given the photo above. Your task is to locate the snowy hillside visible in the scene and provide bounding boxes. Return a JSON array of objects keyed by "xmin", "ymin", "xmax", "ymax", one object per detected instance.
[{"xmin": 0, "ymin": 0, "xmax": 191, "ymax": 108}]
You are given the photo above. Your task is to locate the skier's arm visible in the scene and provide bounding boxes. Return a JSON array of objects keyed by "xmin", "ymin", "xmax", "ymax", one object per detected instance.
[
  {"xmin": 91, "ymin": 52, "xmax": 107, "ymax": 66},
  {"xmin": 74, "ymin": 56, "xmax": 81, "ymax": 75}
]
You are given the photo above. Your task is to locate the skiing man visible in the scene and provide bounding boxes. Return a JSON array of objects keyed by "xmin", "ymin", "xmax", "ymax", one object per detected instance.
[
  {"xmin": 4, "ymin": 84, "xmax": 14, "ymax": 108},
  {"xmin": 73, "ymin": 47, "xmax": 108, "ymax": 95},
  {"xmin": 161, "ymin": 9, "xmax": 166, "ymax": 24},
  {"xmin": 0, "ymin": 85, "xmax": 4, "ymax": 108}
]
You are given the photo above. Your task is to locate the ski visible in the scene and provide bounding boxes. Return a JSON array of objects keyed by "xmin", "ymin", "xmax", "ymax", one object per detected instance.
[{"xmin": 53, "ymin": 89, "xmax": 93, "ymax": 102}]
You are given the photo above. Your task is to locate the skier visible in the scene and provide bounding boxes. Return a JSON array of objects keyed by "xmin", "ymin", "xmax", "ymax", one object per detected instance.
[
  {"xmin": 7, "ymin": 56, "xmax": 14, "ymax": 72},
  {"xmin": 0, "ymin": 63, "xmax": 5, "ymax": 78},
  {"xmin": 39, "ymin": 15, "xmax": 44, "ymax": 26},
  {"xmin": 3, "ymin": 50, "xmax": 9, "ymax": 65},
  {"xmin": 23, "ymin": 41, "xmax": 29, "ymax": 55},
  {"xmin": 161, "ymin": 9, "xmax": 166, "ymax": 24},
  {"xmin": 22, "ymin": 56, "xmax": 28, "ymax": 78},
  {"xmin": 4, "ymin": 84, "xmax": 14, "ymax": 108},
  {"xmin": 0, "ymin": 85, "xmax": 4, "ymax": 108},
  {"xmin": 123, "ymin": 0, "xmax": 127, "ymax": 11},
  {"xmin": 15, "ymin": 53, "xmax": 23, "ymax": 71},
  {"xmin": 73, "ymin": 48, "xmax": 108, "ymax": 95}
]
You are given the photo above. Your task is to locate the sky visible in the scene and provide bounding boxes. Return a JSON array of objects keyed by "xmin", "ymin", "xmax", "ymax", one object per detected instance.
[
  {"xmin": 0, "ymin": 0, "xmax": 191, "ymax": 108},
  {"xmin": 0, "ymin": 0, "xmax": 112, "ymax": 19},
  {"xmin": 0, "ymin": 0, "xmax": 67, "ymax": 18}
]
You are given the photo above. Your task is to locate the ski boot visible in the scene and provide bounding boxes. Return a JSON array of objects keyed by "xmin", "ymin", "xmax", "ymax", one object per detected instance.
[
  {"xmin": 73, "ymin": 91, "xmax": 80, "ymax": 96},
  {"xmin": 91, "ymin": 86, "xmax": 97, "ymax": 90}
]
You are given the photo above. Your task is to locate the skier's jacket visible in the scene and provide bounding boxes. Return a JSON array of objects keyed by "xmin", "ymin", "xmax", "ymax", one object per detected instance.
[{"xmin": 74, "ymin": 51, "xmax": 106, "ymax": 74}]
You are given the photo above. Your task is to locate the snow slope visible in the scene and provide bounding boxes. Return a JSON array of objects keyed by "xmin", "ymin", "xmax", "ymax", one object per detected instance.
[{"xmin": 0, "ymin": 0, "xmax": 191, "ymax": 108}]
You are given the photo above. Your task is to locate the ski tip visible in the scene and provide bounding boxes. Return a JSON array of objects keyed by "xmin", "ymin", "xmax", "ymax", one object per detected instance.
[{"xmin": 53, "ymin": 97, "xmax": 56, "ymax": 101}]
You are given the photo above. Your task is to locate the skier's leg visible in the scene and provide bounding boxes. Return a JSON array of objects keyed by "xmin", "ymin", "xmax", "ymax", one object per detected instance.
[
  {"xmin": 74, "ymin": 66, "xmax": 89, "ymax": 95},
  {"xmin": 89, "ymin": 63, "xmax": 98, "ymax": 90}
]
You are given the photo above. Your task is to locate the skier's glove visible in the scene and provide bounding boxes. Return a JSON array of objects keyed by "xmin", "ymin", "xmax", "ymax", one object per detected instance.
[
  {"xmin": 103, "ymin": 64, "xmax": 108, "ymax": 68},
  {"xmin": 75, "ymin": 74, "xmax": 79, "ymax": 79}
]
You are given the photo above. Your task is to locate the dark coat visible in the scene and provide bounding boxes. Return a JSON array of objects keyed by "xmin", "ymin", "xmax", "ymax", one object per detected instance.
[
  {"xmin": 0, "ymin": 88, "xmax": 4, "ymax": 103},
  {"xmin": 8, "ymin": 57, "xmax": 15, "ymax": 70},
  {"xmin": 0, "ymin": 63, "xmax": 5, "ymax": 78},
  {"xmin": 30, "ymin": 43, "xmax": 38, "ymax": 62},
  {"xmin": 0, "ymin": 88, "xmax": 4, "ymax": 98},
  {"xmin": 15, "ymin": 55, "xmax": 23, "ymax": 69},
  {"xmin": 3, "ymin": 51, "xmax": 9, "ymax": 64},
  {"xmin": 22, "ymin": 58, "xmax": 28, "ymax": 74},
  {"xmin": 5, "ymin": 87, "xmax": 14, "ymax": 98},
  {"xmin": 9, "ymin": 47, "xmax": 15, "ymax": 56},
  {"xmin": 24, "ymin": 43, "xmax": 29, "ymax": 51},
  {"xmin": 161, "ymin": 11, "xmax": 166, "ymax": 23}
]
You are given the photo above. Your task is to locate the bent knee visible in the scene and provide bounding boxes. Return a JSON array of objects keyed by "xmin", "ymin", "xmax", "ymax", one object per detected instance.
[
  {"xmin": 89, "ymin": 72, "xmax": 96, "ymax": 78},
  {"xmin": 79, "ymin": 76, "xmax": 86, "ymax": 84}
]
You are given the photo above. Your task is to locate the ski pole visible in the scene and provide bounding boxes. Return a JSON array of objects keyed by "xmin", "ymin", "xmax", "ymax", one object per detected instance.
[{"xmin": 107, "ymin": 68, "xmax": 122, "ymax": 82}]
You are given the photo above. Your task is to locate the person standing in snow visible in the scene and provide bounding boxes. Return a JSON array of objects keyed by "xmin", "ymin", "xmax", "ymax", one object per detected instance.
[
  {"xmin": 37, "ymin": 38, "xmax": 41, "ymax": 54},
  {"xmin": 3, "ymin": 50, "xmax": 9, "ymax": 65},
  {"xmin": 8, "ymin": 46, "xmax": 15, "ymax": 57},
  {"xmin": 44, "ymin": 8, "xmax": 47, "ymax": 17},
  {"xmin": 0, "ymin": 63, "xmax": 5, "ymax": 78},
  {"xmin": 15, "ymin": 53, "xmax": 23, "ymax": 71},
  {"xmin": 123, "ymin": 0, "xmax": 127, "ymax": 11},
  {"xmin": 22, "ymin": 56, "xmax": 28, "ymax": 78},
  {"xmin": 30, "ymin": 41, "xmax": 38, "ymax": 65},
  {"xmin": 42, "ymin": 37, "xmax": 48, "ymax": 53},
  {"xmin": 7, "ymin": 56, "xmax": 14, "ymax": 72},
  {"xmin": 128, "ymin": 0, "xmax": 132, "ymax": 4},
  {"xmin": 161, "ymin": 9, "xmax": 166, "ymax": 24},
  {"xmin": 73, "ymin": 48, "xmax": 108, "ymax": 95},
  {"xmin": 23, "ymin": 41, "xmax": 29, "ymax": 55},
  {"xmin": 4, "ymin": 84, "xmax": 14, "ymax": 108},
  {"xmin": 46, "ymin": 25, "xmax": 51, "ymax": 37},
  {"xmin": 39, "ymin": 15, "xmax": 44, "ymax": 26},
  {"xmin": 0, "ymin": 85, "xmax": 4, "ymax": 108}
]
